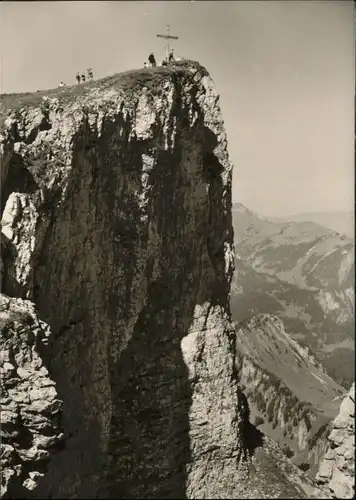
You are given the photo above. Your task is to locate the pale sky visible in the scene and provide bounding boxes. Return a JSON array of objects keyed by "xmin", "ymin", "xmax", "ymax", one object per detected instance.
[{"xmin": 1, "ymin": 1, "xmax": 354, "ymax": 216}]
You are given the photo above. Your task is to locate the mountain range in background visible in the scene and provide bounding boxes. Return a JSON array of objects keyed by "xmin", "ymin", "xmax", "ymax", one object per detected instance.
[
  {"xmin": 235, "ymin": 313, "xmax": 345, "ymax": 476},
  {"xmin": 265, "ymin": 211, "xmax": 354, "ymax": 239},
  {"xmin": 230, "ymin": 202, "xmax": 354, "ymax": 388},
  {"xmin": 230, "ymin": 202, "xmax": 354, "ymax": 477}
]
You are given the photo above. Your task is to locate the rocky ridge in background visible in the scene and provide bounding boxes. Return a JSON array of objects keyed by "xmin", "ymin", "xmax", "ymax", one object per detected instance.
[
  {"xmin": 230, "ymin": 203, "xmax": 354, "ymax": 387},
  {"xmin": 269, "ymin": 211, "xmax": 354, "ymax": 239},
  {"xmin": 234, "ymin": 313, "xmax": 345, "ymax": 476}
]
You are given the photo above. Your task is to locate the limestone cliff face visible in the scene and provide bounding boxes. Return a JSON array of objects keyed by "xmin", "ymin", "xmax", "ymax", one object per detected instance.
[
  {"xmin": 0, "ymin": 62, "xmax": 245, "ymax": 499},
  {"xmin": 316, "ymin": 384, "xmax": 355, "ymax": 499},
  {"xmin": 1, "ymin": 61, "xmax": 324, "ymax": 499}
]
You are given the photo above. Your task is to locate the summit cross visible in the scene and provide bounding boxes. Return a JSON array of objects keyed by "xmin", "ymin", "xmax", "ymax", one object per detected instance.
[{"xmin": 156, "ymin": 25, "xmax": 179, "ymax": 62}]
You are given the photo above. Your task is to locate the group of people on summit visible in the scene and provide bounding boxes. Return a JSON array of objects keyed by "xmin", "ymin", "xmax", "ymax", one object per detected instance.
[
  {"xmin": 58, "ymin": 49, "xmax": 178, "ymax": 89},
  {"xmin": 144, "ymin": 49, "xmax": 176, "ymax": 68},
  {"xmin": 58, "ymin": 68, "xmax": 94, "ymax": 88},
  {"xmin": 76, "ymin": 68, "xmax": 94, "ymax": 84}
]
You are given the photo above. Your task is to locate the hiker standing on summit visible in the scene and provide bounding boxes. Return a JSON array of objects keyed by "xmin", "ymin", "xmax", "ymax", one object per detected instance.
[
  {"xmin": 168, "ymin": 48, "xmax": 175, "ymax": 62},
  {"xmin": 148, "ymin": 53, "xmax": 156, "ymax": 67}
]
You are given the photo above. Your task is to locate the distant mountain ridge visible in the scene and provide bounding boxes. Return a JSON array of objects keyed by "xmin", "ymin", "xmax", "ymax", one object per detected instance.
[
  {"xmin": 232, "ymin": 203, "xmax": 354, "ymax": 238},
  {"xmin": 230, "ymin": 203, "xmax": 355, "ymax": 387},
  {"xmin": 270, "ymin": 212, "xmax": 354, "ymax": 238},
  {"xmin": 235, "ymin": 313, "xmax": 345, "ymax": 476}
]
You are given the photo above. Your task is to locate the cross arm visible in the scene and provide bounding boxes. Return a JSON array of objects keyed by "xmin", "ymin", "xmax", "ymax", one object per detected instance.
[{"xmin": 157, "ymin": 34, "xmax": 179, "ymax": 40}]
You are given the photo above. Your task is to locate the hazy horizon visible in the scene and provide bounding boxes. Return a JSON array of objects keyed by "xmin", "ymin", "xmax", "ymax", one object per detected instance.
[
  {"xmin": 1, "ymin": 0, "xmax": 354, "ymax": 217},
  {"xmin": 233, "ymin": 202, "xmax": 354, "ymax": 217}
]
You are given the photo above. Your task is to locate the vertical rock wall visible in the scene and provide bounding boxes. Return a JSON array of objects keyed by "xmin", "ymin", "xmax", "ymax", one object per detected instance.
[
  {"xmin": 1, "ymin": 62, "xmax": 246, "ymax": 498},
  {"xmin": 1, "ymin": 61, "xmax": 327, "ymax": 499}
]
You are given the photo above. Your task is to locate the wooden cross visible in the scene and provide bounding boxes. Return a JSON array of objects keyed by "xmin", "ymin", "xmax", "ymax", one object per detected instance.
[{"xmin": 157, "ymin": 25, "xmax": 179, "ymax": 62}]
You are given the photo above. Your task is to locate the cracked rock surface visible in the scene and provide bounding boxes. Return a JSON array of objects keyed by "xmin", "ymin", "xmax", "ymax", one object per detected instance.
[
  {"xmin": 0, "ymin": 294, "xmax": 64, "ymax": 498},
  {"xmin": 316, "ymin": 383, "xmax": 355, "ymax": 499}
]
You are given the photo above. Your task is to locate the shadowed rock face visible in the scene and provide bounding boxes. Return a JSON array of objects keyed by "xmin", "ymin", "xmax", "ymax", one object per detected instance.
[{"xmin": 0, "ymin": 61, "xmax": 323, "ymax": 499}]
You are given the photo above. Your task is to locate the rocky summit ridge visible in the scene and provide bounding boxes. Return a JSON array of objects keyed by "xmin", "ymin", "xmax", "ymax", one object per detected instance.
[{"xmin": 0, "ymin": 61, "xmax": 350, "ymax": 498}]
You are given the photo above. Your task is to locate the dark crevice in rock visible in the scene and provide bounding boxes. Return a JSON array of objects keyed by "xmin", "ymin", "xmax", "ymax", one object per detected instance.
[
  {"xmin": 1, "ymin": 234, "xmax": 27, "ymax": 299},
  {"xmin": 14, "ymin": 413, "xmax": 35, "ymax": 450},
  {"xmin": 1, "ymin": 153, "xmax": 38, "ymax": 217},
  {"xmin": 53, "ymin": 317, "xmax": 87, "ymax": 342},
  {"xmin": 25, "ymin": 116, "xmax": 52, "ymax": 145},
  {"xmin": 6, "ymin": 119, "xmax": 21, "ymax": 143},
  {"xmin": 239, "ymin": 391, "xmax": 265, "ymax": 457}
]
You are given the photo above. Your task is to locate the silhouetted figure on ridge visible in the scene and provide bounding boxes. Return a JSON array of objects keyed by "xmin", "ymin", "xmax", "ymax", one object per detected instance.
[
  {"xmin": 81, "ymin": 73, "xmax": 86, "ymax": 83},
  {"xmin": 168, "ymin": 48, "xmax": 175, "ymax": 62},
  {"xmin": 76, "ymin": 73, "xmax": 81, "ymax": 84},
  {"xmin": 148, "ymin": 53, "xmax": 156, "ymax": 67}
]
